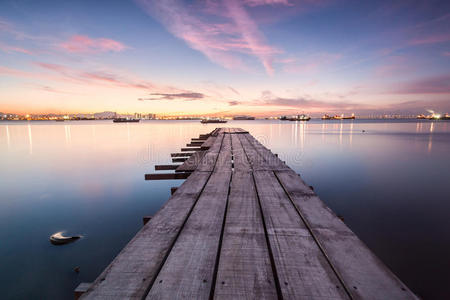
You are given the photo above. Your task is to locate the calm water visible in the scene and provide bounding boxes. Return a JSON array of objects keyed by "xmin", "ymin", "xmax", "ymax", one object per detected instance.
[{"xmin": 0, "ymin": 119, "xmax": 449, "ymax": 299}]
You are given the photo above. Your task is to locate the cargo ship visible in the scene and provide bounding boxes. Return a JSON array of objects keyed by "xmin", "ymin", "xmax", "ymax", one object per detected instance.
[
  {"xmin": 288, "ymin": 114, "xmax": 311, "ymax": 121},
  {"xmin": 322, "ymin": 113, "xmax": 355, "ymax": 120},
  {"xmin": 200, "ymin": 119, "xmax": 227, "ymax": 124},
  {"xmin": 113, "ymin": 118, "xmax": 140, "ymax": 123},
  {"xmin": 233, "ymin": 116, "xmax": 255, "ymax": 120},
  {"xmin": 417, "ymin": 113, "xmax": 449, "ymax": 120}
]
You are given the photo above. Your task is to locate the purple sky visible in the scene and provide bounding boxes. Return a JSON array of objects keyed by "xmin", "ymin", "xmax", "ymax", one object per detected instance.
[{"xmin": 0, "ymin": 0, "xmax": 449, "ymax": 116}]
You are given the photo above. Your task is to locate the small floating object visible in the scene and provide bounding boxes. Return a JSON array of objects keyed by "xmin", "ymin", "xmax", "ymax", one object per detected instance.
[{"xmin": 49, "ymin": 231, "xmax": 81, "ymax": 245}]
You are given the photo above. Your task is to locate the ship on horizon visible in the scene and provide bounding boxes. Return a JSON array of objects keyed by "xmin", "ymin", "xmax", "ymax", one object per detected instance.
[
  {"xmin": 322, "ymin": 113, "xmax": 355, "ymax": 120},
  {"xmin": 113, "ymin": 118, "xmax": 140, "ymax": 123},
  {"xmin": 417, "ymin": 112, "xmax": 449, "ymax": 120},
  {"xmin": 200, "ymin": 118, "xmax": 227, "ymax": 124}
]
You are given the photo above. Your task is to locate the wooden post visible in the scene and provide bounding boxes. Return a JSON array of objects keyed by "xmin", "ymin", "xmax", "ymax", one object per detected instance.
[
  {"xmin": 74, "ymin": 282, "xmax": 91, "ymax": 299},
  {"xmin": 143, "ymin": 216, "xmax": 152, "ymax": 225}
]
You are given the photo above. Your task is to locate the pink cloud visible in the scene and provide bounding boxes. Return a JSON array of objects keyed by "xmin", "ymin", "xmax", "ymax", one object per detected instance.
[
  {"xmin": 443, "ymin": 51, "xmax": 450, "ymax": 56},
  {"xmin": 137, "ymin": 0, "xmax": 281, "ymax": 75},
  {"xmin": 409, "ymin": 33, "xmax": 450, "ymax": 45},
  {"xmin": 1, "ymin": 62, "xmax": 203, "ymax": 98},
  {"xmin": 373, "ymin": 55, "xmax": 415, "ymax": 77},
  {"xmin": 243, "ymin": 0, "xmax": 292, "ymax": 7},
  {"xmin": 0, "ymin": 43, "xmax": 33, "ymax": 55},
  {"xmin": 390, "ymin": 74, "xmax": 450, "ymax": 94},
  {"xmin": 280, "ymin": 52, "xmax": 342, "ymax": 74},
  {"xmin": 59, "ymin": 35, "xmax": 127, "ymax": 53}
]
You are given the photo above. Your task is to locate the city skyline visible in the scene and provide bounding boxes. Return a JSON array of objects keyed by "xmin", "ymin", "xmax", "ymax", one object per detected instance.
[{"xmin": 1, "ymin": 0, "xmax": 450, "ymax": 116}]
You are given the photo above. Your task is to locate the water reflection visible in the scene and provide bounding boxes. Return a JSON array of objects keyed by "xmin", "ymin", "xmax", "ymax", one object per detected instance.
[
  {"xmin": 6, "ymin": 125, "xmax": 10, "ymax": 149},
  {"xmin": 64, "ymin": 125, "xmax": 71, "ymax": 146},
  {"xmin": 27, "ymin": 123, "xmax": 32, "ymax": 155},
  {"xmin": 428, "ymin": 122, "xmax": 434, "ymax": 153},
  {"xmin": 349, "ymin": 122, "xmax": 354, "ymax": 147}
]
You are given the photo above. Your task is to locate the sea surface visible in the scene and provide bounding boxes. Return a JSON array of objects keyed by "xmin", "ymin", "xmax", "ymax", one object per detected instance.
[{"xmin": 0, "ymin": 119, "xmax": 449, "ymax": 299}]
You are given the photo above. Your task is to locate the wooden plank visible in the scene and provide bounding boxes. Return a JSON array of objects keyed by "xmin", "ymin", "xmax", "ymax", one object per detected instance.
[
  {"xmin": 236, "ymin": 133, "xmax": 265, "ymax": 170},
  {"xmin": 181, "ymin": 147, "xmax": 202, "ymax": 151},
  {"xmin": 253, "ymin": 170, "xmax": 348, "ymax": 299},
  {"xmin": 145, "ymin": 134, "xmax": 232, "ymax": 299},
  {"xmin": 197, "ymin": 134, "xmax": 224, "ymax": 172},
  {"xmin": 275, "ymin": 169, "xmax": 418, "ymax": 299},
  {"xmin": 234, "ymin": 128, "xmax": 249, "ymax": 134},
  {"xmin": 172, "ymin": 157, "xmax": 188, "ymax": 163},
  {"xmin": 187, "ymin": 142, "xmax": 203, "ymax": 147},
  {"xmin": 145, "ymin": 173, "xmax": 190, "ymax": 180},
  {"xmin": 191, "ymin": 138, "xmax": 206, "ymax": 142},
  {"xmin": 214, "ymin": 170, "xmax": 277, "ymax": 299},
  {"xmin": 230, "ymin": 133, "xmax": 251, "ymax": 173},
  {"xmin": 214, "ymin": 133, "xmax": 232, "ymax": 172},
  {"xmin": 75, "ymin": 283, "xmax": 91, "ymax": 300},
  {"xmin": 200, "ymin": 135, "xmax": 217, "ymax": 150},
  {"xmin": 171, "ymin": 153, "xmax": 193, "ymax": 157},
  {"xmin": 155, "ymin": 165, "xmax": 180, "ymax": 170},
  {"xmin": 240, "ymin": 133, "xmax": 289, "ymax": 171},
  {"xmin": 81, "ymin": 171, "xmax": 212, "ymax": 299},
  {"xmin": 176, "ymin": 151, "xmax": 206, "ymax": 173}
]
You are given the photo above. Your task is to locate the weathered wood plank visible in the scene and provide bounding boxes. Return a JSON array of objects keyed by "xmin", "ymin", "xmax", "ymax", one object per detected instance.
[
  {"xmin": 230, "ymin": 133, "xmax": 251, "ymax": 173},
  {"xmin": 253, "ymin": 170, "xmax": 349, "ymax": 299},
  {"xmin": 187, "ymin": 142, "xmax": 203, "ymax": 147},
  {"xmin": 236, "ymin": 133, "xmax": 266, "ymax": 170},
  {"xmin": 176, "ymin": 151, "xmax": 206, "ymax": 173},
  {"xmin": 200, "ymin": 135, "xmax": 217, "ymax": 150},
  {"xmin": 275, "ymin": 169, "xmax": 418, "ymax": 299},
  {"xmin": 181, "ymin": 147, "xmax": 202, "ymax": 151},
  {"xmin": 171, "ymin": 152, "xmax": 193, "ymax": 157},
  {"xmin": 243, "ymin": 134, "xmax": 289, "ymax": 171},
  {"xmin": 145, "ymin": 135, "xmax": 232, "ymax": 299},
  {"xmin": 155, "ymin": 165, "xmax": 180, "ymax": 170},
  {"xmin": 81, "ymin": 171, "xmax": 212, "ymax": 299},
  {"xmin": 172, "ymin": 157, "xmax": 188, "ymax": 163},
  {"xmin": 214, "ymin": 170, "xmax": 277, "ymax": 299},
  {"xmin": 145, "ymin": 173, "xmax": 190, "ymax": 180},
  {"xmin": 196, "ymin": 134, "xmax": 224, "ymax": 172}
]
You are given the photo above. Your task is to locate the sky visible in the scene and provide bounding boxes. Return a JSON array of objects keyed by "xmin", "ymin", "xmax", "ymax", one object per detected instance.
[{"xmin": 0, "ymin": 0, "xmax": 449, "ymax": 117}]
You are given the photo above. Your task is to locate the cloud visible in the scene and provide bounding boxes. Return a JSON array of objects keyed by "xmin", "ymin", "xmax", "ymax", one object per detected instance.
[
  {"xmin": 228, "ymin": 100, "xmax": 240, "ymax": 106},
  {"xmin": 244, "ymin": 0, "xmax": 292, "ymax": 6},
  {"xmin": 139, "ymin": 92, "xmax": 205, "ymax": 101},
  {"xmin": 390, "ymin": 74, "xmax": 450, "ymax": 94},
  {"xmin": 409, "ymin": 33, "xmax": 450, "ymax": 45},
  {"xmin": 0, "ymin": 43, "xmax": 33, "ymax": 55},
  {"xmin": 1, "ymin": 62, "xmax": 194, "ymax": 97},
  {"xmin": 59, "ymin": 35, "xmax": 127, "ymax": 53},
  {"xmin": 136, "ymin": 0, "xmax": 280, "ymax": 74},
  {"xmin": 255, "ymin": 90, "xmax": 355, "ymax": 110},
  {"xmin": 279, "ymin": 52, "xmax": 342, "ymax": 74},
  {"xmin": 228, "ymin": 86, "xmax": 240, "ymax": 95},
  {"xmin": 250, "ymin": 90, "xmax": 450, "ymax": 115}
]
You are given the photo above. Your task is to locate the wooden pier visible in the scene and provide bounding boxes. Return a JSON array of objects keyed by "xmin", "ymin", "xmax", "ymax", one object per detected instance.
[{"xmin": 78, "ymin": 128, "xmax": 417, "ymax": 299}]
